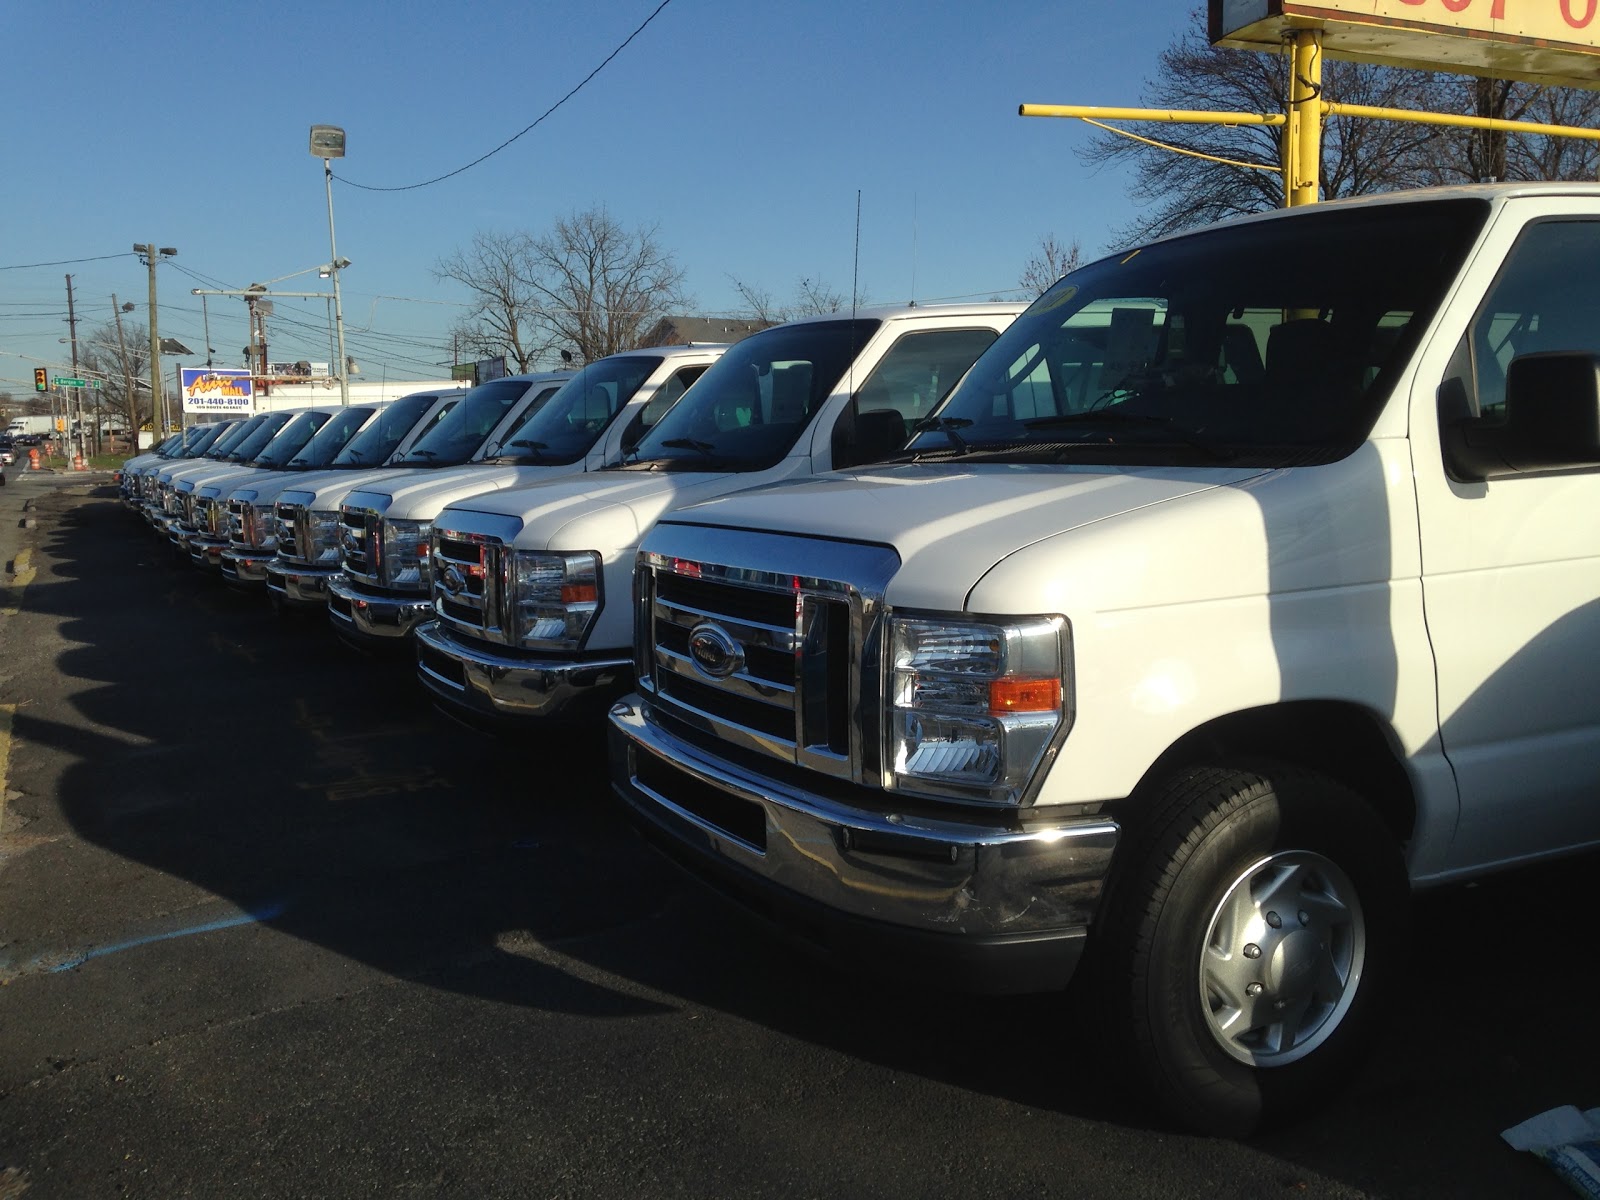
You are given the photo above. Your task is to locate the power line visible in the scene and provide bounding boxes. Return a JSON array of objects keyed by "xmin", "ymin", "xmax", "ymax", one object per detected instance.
[
  {"xmin": 0, "ymin": 252, "xmax": 136, "ymax": 271},
  {"xmin": 336, "ymin": 0, "xmax": 675, "ymax": 193}
]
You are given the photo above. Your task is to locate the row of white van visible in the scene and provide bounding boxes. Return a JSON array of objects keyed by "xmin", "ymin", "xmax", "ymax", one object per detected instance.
[{"xmin": 120, "ymin": 301, "xmax": 1022, "ymax": 731}]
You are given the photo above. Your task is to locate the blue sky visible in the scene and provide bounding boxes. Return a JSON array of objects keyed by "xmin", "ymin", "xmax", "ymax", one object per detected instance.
[{"xmin": 1, "ymin": 0, "xmax": 1202, "ymax": 395}]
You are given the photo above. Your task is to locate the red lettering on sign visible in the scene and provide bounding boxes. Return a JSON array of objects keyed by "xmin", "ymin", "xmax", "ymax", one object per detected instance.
[
  {"xmin": 1441, "ymin": 0, "xmax": 1471, "ymax": 11},
  {"xmin": 1564, "ymin": 0, "xmax": 1598, "ymax": 26}
]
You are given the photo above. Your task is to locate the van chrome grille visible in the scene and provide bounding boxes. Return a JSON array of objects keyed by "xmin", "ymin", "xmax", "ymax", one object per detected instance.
[
  {"xmin": 275, "ymin": 502, "xmax": 304, "ymax": 560},
  {"xmin": 432, "ymin": 529, "xmax": 506, "ymax": 641},
  {"xmin": 341, "ymin": 508, "xmax": 381, "ymax": 582},
  {"xmin": 634, "ymin": 528, "xmax": 898, "ymax": 784}
]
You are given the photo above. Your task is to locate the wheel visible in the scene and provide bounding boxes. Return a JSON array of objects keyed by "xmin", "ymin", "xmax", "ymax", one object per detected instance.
[{"xmin": 1093, "ymin": 765, "xmax": 1409, "ymax": 1137}]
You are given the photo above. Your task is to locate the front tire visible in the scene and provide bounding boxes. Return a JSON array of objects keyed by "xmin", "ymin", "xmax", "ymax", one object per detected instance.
[{"xmin": 1096, "ymin": 765, "xmax": 1409, "ymax": 1137}]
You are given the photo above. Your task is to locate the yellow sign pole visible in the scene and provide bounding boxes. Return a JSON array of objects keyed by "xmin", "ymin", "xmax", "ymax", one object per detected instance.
[{"xmin": 1287, "ymin": 30, "xmax": 1324, "ymax": 207}]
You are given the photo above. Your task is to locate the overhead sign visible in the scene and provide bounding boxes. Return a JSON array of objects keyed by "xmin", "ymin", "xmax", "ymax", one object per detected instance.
[
  {"xmin": 180, "ymin": 367, "xmax": 255, "ymax": 414},
  {"xmin": 267, "ymin": 361, "xmax": 331, "ymax": 378},
  {"xmin": 53, "ymin": 376, "xmax": 88, "ymax": 388},
  {"xmin": 1211, "ymin": 0, "xmax": 1600, "ymax": 88}
]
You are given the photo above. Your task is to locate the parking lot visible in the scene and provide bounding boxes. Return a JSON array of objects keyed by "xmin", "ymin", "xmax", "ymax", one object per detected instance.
[{"xmin": 0, "ymin": 471, "xmax": 1593, "ymax": 1199}]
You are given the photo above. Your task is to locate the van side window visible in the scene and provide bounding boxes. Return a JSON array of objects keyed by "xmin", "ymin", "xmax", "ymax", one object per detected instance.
[
  {"xmin": 1446, "ymin": 219, "xmax": 1600, "ymax": 426},
  {"xmin": 623, "ymin": 365, "xmax": 710, "ymax": 447}
]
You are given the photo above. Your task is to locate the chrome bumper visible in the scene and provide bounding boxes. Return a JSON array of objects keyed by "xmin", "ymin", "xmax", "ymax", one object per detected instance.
[
  {"xmin": 328, "ymin": 577, "xmax": 433, "ymax": 645},
  {"xmin": 219, "ymin": 548, "xmax": 271, "ymax": 588},
  {"xmin": 186, "ymin": 533, "xmax": 227, "ymax": 570},
  {"xmin": 414, "ymin": 621, "xmax": 632, "ymax": 723},
  {"xmin": 264, "ymin": 562, "xmax": 337, "ymax": 608},
  {"xmin": 607, "ymin": 698, "xmax": 1120, "ymax": 994}
]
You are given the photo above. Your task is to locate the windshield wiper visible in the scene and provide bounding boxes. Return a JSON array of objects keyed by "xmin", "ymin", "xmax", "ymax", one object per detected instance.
[
  {"xmin": 1021, "ymin": 411, "xmax": 1234, "ymax": 461},
  {"xmin": 660, "ymin": 437, "xmax": 716, "ymax": 456},
  {"xmin": 911, "ymin": 416, "xmax": 971, "ymax": 454}
]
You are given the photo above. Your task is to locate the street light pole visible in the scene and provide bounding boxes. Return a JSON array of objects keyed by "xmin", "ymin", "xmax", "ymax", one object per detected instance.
[{"xmin": 310, "ymin": 124, "xmax": 350, "ymax": 407}]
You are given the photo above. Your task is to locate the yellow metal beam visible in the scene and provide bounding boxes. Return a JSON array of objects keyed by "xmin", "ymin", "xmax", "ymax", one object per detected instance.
[
  {"xmin": 1018, "ymin": 104, "xmax": 1285, "ymax": 127},
  {"xmin": 1321, "ymin": 100, "xmax": 1600, "ymax": 141}
]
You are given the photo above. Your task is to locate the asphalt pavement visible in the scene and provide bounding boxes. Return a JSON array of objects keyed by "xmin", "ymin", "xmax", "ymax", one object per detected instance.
[{"xmin": 0, "ymin": 467, "xmax": 1592, "ymax": 1199}]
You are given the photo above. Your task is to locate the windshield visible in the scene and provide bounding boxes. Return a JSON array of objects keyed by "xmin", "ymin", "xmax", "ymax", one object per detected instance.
[
  {"xmin": 488, "ymin": 358, "xmax": 661, "ymax": 465},
  {"xmin": 225, "ymin": 412, "xmax": 296, "ymax": 463},
  {"xmin": 392, "ymin": 379, "xmax": 537, "ymax": 467},
  {"xmin": 252, "ymin": 412, "xmax": 332, "ymax": 468},
  {"xmin": 289, "ymin": 406, "xmax": 378, "ymax": 468},
  {"xmin": 906, "ymin": 199, "xmax": 1490, "ymax": 469},
  {"xmin": 480, "ymin": 383, "xmax": 567, "ymax": 459},
  {"xmin": 171, "ymin": 425, "xmax": 216, "ymax": 457},
  {"xmin": 180, "ymin": 423, "xmax": 230, "ymax": 456},
  {"xmin": 331, "ymin": 392, "xmax": 444, "ymax": 466},
  {"xmin": 204, "ymin": 417, "xmax": 265, "ymax": 459},
  {"xmin": 630, "ymin": 324, "xmax": 876, "ymax": 470}
]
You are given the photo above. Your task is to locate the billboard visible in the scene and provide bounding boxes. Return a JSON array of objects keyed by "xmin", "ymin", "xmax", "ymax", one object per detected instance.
[
  {"xmin": 1211, "ymin": 0, "xmax": 1600, "ymax": 87},
  {"xmin": 180, "ymin": 367, "xmax": 254, "ymax": 414}
]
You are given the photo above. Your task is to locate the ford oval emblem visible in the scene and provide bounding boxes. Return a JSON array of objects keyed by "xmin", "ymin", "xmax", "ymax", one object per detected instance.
[
  {"xmin": 687, "ymin": 622, "xmax": 745, "ymax": 680},
  {"xmin": 440, "ymin": 564, "xmax": 467, "ymax": 596}
]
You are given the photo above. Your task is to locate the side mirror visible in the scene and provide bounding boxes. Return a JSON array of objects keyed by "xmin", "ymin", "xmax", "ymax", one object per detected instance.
[
  {"xmin": 831, "ymin": 399, "xmax": 909, "ymax": 470},
  {"xmin": 1443, "ymin": 351, "xmax": 1600, "ymax": 481}
]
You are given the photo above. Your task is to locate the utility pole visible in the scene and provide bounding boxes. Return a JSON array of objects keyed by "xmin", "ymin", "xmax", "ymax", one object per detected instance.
[
  {"xmin": 112, "ymin": 295, "xmax": 136, "ymax": 450},
  {"xmin": 133, "ymin": 244, "xmax": 177, "ymax": 439},
  {"xmin": 65, "ymin": 274, "xmax": 84, "ymax": 459}
]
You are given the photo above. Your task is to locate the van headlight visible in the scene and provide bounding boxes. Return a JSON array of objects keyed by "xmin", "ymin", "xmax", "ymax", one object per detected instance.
[
  {"xmin": 382, "ymin": 519, "xmax": 432, "ymax": 590},
  {"xmin": 886, "ymin": 615, "xmax": 1070, "ymax": 807},
  {"xmin": 307, "ymin": 509, "xmax": 342, "ymax": 563},
  {"xmin": 509, "ymin": 550, "xmax": 600, "ymax": 650}
]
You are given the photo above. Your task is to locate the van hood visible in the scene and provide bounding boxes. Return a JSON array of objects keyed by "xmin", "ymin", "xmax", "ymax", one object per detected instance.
[
  {"xmin": 438, "ymin": 469, "xmax": 736, "ymax": 554},
  {"xmin": 276, "ymin": 466, "xmax": 419, "ymax": 512},
  {"xmin": 654, "ymin": 462, "xmax": 1274, "ymax": 610},
  {"xmin": 342, "ymin": 463, "xmax": 583, "ymax": 520}
]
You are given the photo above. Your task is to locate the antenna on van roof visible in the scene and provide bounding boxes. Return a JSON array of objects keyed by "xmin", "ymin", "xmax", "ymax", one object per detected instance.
[
  {"xmin": 850, "ymin": 190, "xmax": 862, "ymax": 399},
  {"xmin": 910, "ymin": 192, "xmax": 918, "ymax": 307}
]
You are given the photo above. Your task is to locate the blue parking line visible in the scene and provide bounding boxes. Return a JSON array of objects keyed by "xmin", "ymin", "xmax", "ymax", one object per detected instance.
[{"xmin": 41, "ymin": 899, "xmax": 289, "ymax": 974}]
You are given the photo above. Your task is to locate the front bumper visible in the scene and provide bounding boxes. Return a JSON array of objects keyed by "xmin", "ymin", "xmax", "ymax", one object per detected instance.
[
  {"xmin": 414, "ymin": 621, "xmax": 632, "ymax": 726},
  {"xmin": 264, "ymin": 561, "xmax": 338, "ymax": 608},
  {"xmin": 185, "ymin": 532, "xmax": 227, "ymax": 570},
  {"xmin": 606, "ymin": 699, "xmax": 1120, "ymax": 995},
  {"xmin": 219, "ymin": 548, "xmax": 272, "ymax": 589},
  {"xmin": 328, "ymin": 577, "xmax": 433, "ymax": 649}
]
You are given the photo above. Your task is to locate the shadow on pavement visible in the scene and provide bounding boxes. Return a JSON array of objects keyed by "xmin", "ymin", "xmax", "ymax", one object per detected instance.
[{"xmin": 6, "ymin": 485, "xmax": 1592, "ymax": 1197}]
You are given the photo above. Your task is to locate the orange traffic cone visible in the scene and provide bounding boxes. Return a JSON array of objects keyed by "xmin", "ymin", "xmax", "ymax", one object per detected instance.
[{"xmin": 28, "ymin": 448, "xmax": 40, "ymax": 471}]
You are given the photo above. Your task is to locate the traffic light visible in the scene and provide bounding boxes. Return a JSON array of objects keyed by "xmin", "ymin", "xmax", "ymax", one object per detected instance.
[{"xmin": 33, "ymin": 367, "xmax": 47, "ymax": 392}]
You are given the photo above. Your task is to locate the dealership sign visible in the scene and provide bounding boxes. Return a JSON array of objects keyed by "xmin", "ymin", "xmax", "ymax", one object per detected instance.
[
  {"xmin": 180, "ymin": 367, "xmax": 255, "ymax": 414},
  {"xmin": 1211, "ymin": 0, "xmax": 1600, "ymax": 87}
]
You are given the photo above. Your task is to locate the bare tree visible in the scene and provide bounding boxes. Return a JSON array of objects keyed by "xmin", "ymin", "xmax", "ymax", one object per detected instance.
[
  {"xmin": 435, "ymin": 230, "xmax": 555, "ymax": 373},
  {"xmin": 517, "ymin": 207, "xmax": 689, "ymax": 364},
  {"xmin": 80, "ymin": 320, "xmax": 150, "ymax": 435},
  {"xmin": 726, "ymin": 275, "xmax": 858, "ymax": 323},
  {"xmin": 1410, "ymin": 75, "xmax": 1600, "ymax": 185},
  {"xmin": 1081, "ymin": 9, "xmax": 1600, "ymax": 244},
  {"xmin": 1020, "ymin": 235, "xmax": 1082, "ymax": 297}
]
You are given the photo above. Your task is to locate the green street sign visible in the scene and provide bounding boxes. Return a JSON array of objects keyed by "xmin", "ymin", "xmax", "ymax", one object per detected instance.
[{"xmin": 52, "ymin": 376, "xmax": 88, "ymax": 387}]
